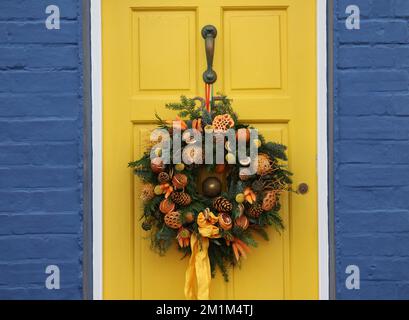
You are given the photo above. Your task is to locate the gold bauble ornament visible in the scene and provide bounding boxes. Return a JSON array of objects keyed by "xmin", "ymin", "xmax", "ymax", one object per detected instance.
[{"xmin": 202, "ymin": 177, "xmax": 222, "ymax": 198}]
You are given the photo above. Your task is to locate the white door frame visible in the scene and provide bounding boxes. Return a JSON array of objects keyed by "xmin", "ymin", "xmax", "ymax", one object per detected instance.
[{"xmin": 90, "ymin": 0, "xmax": 329, "ymax": 300}]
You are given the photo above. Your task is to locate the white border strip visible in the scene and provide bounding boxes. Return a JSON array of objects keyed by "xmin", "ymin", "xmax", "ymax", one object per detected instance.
[
  {"xmin": 317, "ymin": 0, "xmax": 329, "ymax": 300},
  {"xmin": 90, "ymin": 0, "xmax": 329, "ymax": 300},
  {"xmin": 91, "ymin": 0, "xmax": 103, "ymax": 300}
]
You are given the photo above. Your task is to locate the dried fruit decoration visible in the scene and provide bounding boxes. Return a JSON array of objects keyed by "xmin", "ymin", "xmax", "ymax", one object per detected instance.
[{"xmin": 212, "ymin": 114, "xmax": 235, "ymax": 133}]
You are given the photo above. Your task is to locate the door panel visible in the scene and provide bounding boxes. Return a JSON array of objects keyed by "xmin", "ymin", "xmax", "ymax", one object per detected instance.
[{"xmin": 103, "ymin": 0, "xmax": 317, "ymax": 300}]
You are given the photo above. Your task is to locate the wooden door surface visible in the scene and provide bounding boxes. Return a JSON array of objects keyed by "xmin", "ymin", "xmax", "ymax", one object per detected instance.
[{"xmin": 102, "ymin": 0, "xmax": 318, "ymax": 300}]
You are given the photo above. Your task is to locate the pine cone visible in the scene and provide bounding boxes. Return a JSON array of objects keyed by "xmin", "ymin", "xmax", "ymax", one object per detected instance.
[
  {"xmin": 171, "ymin": 192, "xmax": 192, "ymax": 207},
  {"xmin": 213, "ymin": 197, "xmax": 233, "ymax": 213},
  {"xmin": 140, "ymin": 184, "xmax": 155, "ymax": 202},
  {"xmin": 247, "ymin": 204, "xmax": 264, "ymax": 218},
  {"xmin": 158, "ymin": 172, "xmax": 170, "ymax": 184}
]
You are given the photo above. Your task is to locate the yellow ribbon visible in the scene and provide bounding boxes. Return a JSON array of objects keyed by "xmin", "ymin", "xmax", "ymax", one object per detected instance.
[
  {"xmin": 184, "ymin": 210, "xmax": 220, "ymax": 300},
  {"xmin": 184, "ymin": 234, "xmax": 211, "ymax": 300}
]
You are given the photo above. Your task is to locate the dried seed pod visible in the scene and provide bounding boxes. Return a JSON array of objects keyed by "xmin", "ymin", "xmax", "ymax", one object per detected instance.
[
  {"xmin": 164, "ymin": 211, "xmax": 182, "ymax": 229},
  {"xmin": 262, "ymin": 190, "xmax": 278, "ymax": 211}
]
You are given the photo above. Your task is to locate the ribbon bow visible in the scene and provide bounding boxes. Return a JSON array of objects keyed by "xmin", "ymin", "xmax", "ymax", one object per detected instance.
[{"xmin": 184, "ymin": 209, "xmax": 220, "ymax": 300}]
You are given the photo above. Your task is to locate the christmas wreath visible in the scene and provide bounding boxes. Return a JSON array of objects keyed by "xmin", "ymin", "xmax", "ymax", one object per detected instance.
[{"xmin": 129, "ymin": 95, "xmax": 292, "ymax": 299}]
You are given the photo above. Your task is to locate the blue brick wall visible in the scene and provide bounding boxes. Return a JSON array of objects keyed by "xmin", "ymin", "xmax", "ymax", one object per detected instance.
[
  {"xmin": 334, "ymin": 0, "xmax": 409, "ymax": 299},
  {"xmin": 0, "ymin": 0, "xmax": 83, "ymax": 299}
]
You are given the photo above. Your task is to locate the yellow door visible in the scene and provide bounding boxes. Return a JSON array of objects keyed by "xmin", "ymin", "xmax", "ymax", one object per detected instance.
[{"xmin": 102, "ymin": 0, "xmax": 318, "ymax": 300}]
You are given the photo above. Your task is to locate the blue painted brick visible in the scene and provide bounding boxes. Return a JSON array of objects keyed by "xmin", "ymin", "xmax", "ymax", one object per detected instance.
[
  {"xmin": 0, "ymin": 21, "xmax": 78, "ymax": 44},
  {"xmin": 0, "ymin": 45, "xmax": 79, "ymax": 69},
  {"xmin": 0, "ymin": 120, "xmax": 79, "ymax": 142},
  {"xmin": 339, "ymin": 117, "xmax": 409, "ymax": 140},
  {"xmin": 394, "ymin": 0, "xmax": 409, "ymax": 17},
  {"xmin": 338, "ymin": 21, "xmax": 409, "ymax": 44},
  {"xmin": 337, "ymin": 210, "xmax": 409, "ymax": 234},
  {"xmin": 0, "ymin": 1, "xmax": 78, "ymax": 20},
  {"xmin": 0, "ymin": 71, "xmax": 79, "ymax": 93},
  {"xmin": 338, "ymin": 281, "xmax": 409, "ymax": 300},
  {"xmin": 338, "ymin": 233, "xmax": 409, "ymax": 256},
  {"xmin": 340, "ymin": 257, "xmax": 409, "ymax": 282},
  {"xmin": 0, "ymin": 143, "xmax": 78, "ymax": 166},
  {"xmin": 336, "ymin": 186, "xmax": 409, "ymax": 211},
  {"xmin": 0, "ymin": 287, "xmax": 82, "ymax": 300},
  {"xmin": 338, "ymin": 46, "xmax": 409, "ymax": 68},
  {"xmin": 0, "ymin": 213, "xmax": 81, "ymax": 235},
  {"xmin": 338, "ymin": 94, "xmax": 409, "ymax": 116},
  {"xmin": 0, "ymin": 167, "xmax": 78, "ymax": 188},
  {"xmin": 0, "ymin": 95, "xmax": 80, "ymax": 118},
  {"xmin": 338, "ymin": 70, "xmax": 409, "ymax": 92},
  {"xmin": 0, "ymin": 189, "xmax": 80, "ymax": 213},
  {"xmin": 338, "ymin": 141, "xmax": 409, "ymax": 164},
  {"xmin": 338, "ymin": 164, "xmax": 409, "ymax": 187},
  {"xmin": 0, "ymin": 235, "xmax": 80, "ymax": 260},
  {"xmin": 0, "ymin": 262, "xmax": 81, "ymax": 288}
]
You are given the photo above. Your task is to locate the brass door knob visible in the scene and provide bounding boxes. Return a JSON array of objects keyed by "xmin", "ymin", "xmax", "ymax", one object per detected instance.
[{"xmin": 297, "ymin": 183, "xmax": 309, "ymax": 195}]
